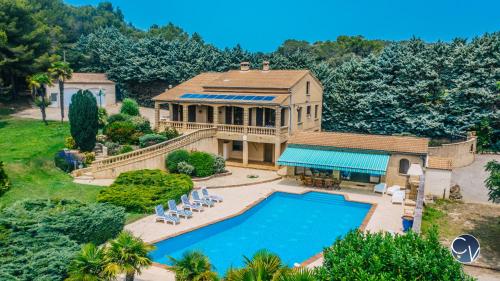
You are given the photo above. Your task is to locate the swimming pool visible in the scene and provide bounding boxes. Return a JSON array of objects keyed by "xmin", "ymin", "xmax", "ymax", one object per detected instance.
[{"xmin": 150, "ymin": 191, "xmax": 372, "ymax": 275}]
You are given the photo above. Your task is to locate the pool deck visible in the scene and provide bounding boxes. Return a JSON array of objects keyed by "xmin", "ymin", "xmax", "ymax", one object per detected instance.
[{"xmin": 127, "ymin": 178, "xmax": 405, "ymax": 280}]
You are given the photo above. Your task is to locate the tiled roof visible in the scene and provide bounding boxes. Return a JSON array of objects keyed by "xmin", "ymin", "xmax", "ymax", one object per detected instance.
[
  {"xmin": 289, "ymin": 131, "xmax": 429, "ymax": 154},
  {"xmin": 203, "ymin": 70, "xmax": 310, "ymax": 89},
  {"xmin": 66, "ymin": 73, "xmax": 114, "ymax": 84},
  {"xmin": 427, "ymin": 157, "xmax": 453, "ymax": 170},
  {"xmin": 152, "ymin": 72, "xmax": 291, "ymax": 105}
]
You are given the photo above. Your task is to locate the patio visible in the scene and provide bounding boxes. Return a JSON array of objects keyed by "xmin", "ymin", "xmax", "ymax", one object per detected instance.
[{"xmin": 127, "ymin": 178, "xmax": 405, "ymax": 280}]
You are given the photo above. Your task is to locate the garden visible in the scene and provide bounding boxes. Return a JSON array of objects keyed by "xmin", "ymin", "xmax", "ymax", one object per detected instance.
[{"xmin": 55, "ymin": 94, "xmax": 180, "ymax": 173}]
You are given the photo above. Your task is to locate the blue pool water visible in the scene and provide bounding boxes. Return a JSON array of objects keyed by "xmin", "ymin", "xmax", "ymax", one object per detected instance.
[{"xmin": 150, "ymin": 192, "xmax": 371, "ymax": 275}]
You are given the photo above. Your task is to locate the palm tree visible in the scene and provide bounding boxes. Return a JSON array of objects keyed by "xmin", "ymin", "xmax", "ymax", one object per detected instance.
[
  {"xmin": 105, "ymin": 231, "xmax": 154, "ymax": 281},
  {"xmin": 225, "ymin": 250, "xmax": 286, "ymax": 281},
  {"xmin": 169, "ymin": 250, "xmax": 219, "ymax": 281},
  {"xmin": 27, "ymin": 73, "xmax": 52, "ymax": 125},
  {"xmin": 66, "ymin": 243, "xmax": 117, "ymax": 281},
  {"xmin": 277, "ymin": 268, "xmax": 316, "ymax": 281},
  {"xmin": 49, "ymin": 61, "xmax": 73, "ymax": 122}
]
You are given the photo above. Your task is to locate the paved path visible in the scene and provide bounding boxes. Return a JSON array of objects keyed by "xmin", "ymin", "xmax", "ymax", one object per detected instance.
[
  {"xmin": 128, "ymin": 180, "xmax": 405, "ymax": 281},
  {"xmin": 452, "ymin": 154, "xmax": 500, "ymax": 203}
]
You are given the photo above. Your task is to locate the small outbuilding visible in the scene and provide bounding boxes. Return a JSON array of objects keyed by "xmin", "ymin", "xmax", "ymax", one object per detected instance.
[{"xmin": 46, "ymin": 73, "xmax": 116, "ymax": 108}]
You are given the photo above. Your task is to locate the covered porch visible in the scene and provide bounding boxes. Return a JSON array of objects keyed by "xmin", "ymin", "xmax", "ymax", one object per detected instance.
[{"xmin": 278, "ymin": 145, "xmax": 390, "ymax": 190}]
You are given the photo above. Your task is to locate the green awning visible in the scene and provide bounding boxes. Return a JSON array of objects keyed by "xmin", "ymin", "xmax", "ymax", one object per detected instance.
[{"xmin": 277, "ymin": 146, "xmax": 390, "ymax": 175}]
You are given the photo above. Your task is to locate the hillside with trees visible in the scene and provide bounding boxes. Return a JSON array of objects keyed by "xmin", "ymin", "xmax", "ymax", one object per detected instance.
[{"xmin": 1, "ymin": 0, "xmax": 498, "ymax": 149}]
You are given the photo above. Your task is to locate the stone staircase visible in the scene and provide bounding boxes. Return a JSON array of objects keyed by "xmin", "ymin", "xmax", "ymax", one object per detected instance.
[{"xmin": 72, "ymin": 128, "xmax": 217, "ymax": 179}]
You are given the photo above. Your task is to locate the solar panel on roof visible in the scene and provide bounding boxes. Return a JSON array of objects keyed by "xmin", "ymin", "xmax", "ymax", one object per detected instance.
[{"xmin": 180, "ymin": 93, "xmax": 275, "ymax": 102}]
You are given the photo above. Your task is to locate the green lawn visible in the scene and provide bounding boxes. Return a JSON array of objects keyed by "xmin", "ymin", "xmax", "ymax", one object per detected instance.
[{"xmin": 0, "ymin": 116, "xmax": 104, "ymax": 206}]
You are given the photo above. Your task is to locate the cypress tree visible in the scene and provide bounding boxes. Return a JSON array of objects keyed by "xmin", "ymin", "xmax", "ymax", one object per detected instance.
[{"xmin": 69, "ymin": 90, "xmax": 99, "ymax": 152}]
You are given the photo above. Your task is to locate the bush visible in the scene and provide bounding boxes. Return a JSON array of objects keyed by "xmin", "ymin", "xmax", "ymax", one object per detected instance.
[
  {"xmin": 166, "ymin": 149, "xmax": 190, "ymax": 173},
  {"xmin": 107, "ymin": 113, "xmax": 128, "ymax": 124},
  {"xmin": 189, "ymin": 151, "xmax": 215, "ymax": 177},
  {"xmin": 120, "ymin": 98, "xmax": 140, "ymax": 116},
  {"xmin": 98, "ymin": 107, "xmax": 108, "ymax": 129},
  {"xmin": 68, "ymin": 90, "xmax": 99, "ymax": 152},
  {"xmin": 54, "ymin": 150, "xmax": 83, "ymax": 172},
  {"xmin": 316, "ymin": 229, "xmax": 473, "ymax": 281},
  {"xmin": 139, "ymin": 133, "xmax": 167, "ymax": 148},
  {"xmin": 119, "ymin": 145, "xmax": 134, "ymax": 154},
  {"xmin": 177, "ymin": 161, "xmax": 194, "ymax": 176},
  {"xmin": 161, "ymin": 127, "xmax": 180, "ymax": 140},
  {"xmin": 0, "ymin": 199, "xmax": 125, "ymax": 280},
  {"xmin": 97, "ymin": 169, "xmax": 193, "ymax": 213},
  {"xmin": 104, "ymin": 141, "xmax": 120, "ymax": 156},
  {"xmin": 0, "ymin": 161, "xmax": 10, "ymax": 196},
  {"xmin": 130, "ymin": 115, "xmax": 152, "ymax": 134},
  {"xmin": 104, "ymin": 121, "xmax": 136, "ymax": 144},
  {"xmin": 212, "ymin": 154, "xmax": 226, "ymax": 174},
  {"xmin": 83, "ymin": 152, "xmax": 95, "ymax": 165},
  {"xmin": 64, "ymin": 136, "xmax": 76, "ymax": 149},
  {"xmin": 96, "ymin": 134, "xmax": 107, "ymax": 143}
]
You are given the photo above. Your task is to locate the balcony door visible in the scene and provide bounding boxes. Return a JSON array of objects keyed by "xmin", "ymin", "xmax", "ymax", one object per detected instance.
[{"xmin": 188, "ymin": 105, "xmax": 196, "ymax": 122}]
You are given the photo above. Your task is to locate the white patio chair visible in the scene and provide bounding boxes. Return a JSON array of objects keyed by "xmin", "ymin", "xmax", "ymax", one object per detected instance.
[
  {"xmin": 373, "ymin": 183, "xmax": 387, "ymax": 195},
  {"xmin": 391, "ymin": 190, "xmax": 405, "ymax": 204},
  {"xmin": 387, "ymin": 185, "xmax": 401, "ymax": 195}
]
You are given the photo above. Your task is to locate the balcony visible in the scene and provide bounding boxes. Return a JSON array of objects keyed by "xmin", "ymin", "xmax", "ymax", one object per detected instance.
[{"xmin": 159, "ymin": 120, "xmax": 288, "ymax": 137}]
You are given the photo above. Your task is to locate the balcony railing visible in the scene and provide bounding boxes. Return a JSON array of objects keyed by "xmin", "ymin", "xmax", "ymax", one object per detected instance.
[{"xmin": 159, "ymin": 121, "xmax": 289, "ymax": 137}]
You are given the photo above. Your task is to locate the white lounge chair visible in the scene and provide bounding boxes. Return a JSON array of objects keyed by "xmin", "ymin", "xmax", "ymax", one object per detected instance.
[
  {"xmin": 181, "ymin": 195, "xmax": 203, "ymax": 212},
  {"xmin": 155, "ymin": 205, "xmax": 180, "ymax": 225},
  {"xmin": 201, "ymin": 188, "xmax": 223, "ymax": 202},
  {"xmin": 191, "ymin": 190, "xmax": 214, "ymax": 207},
  {"xmin": 387, "ymin": 185, "xmax": 401, "ymax": 195},
  {"xmin": 373, "ymin": 183, "xmax": 387, "ymax": 195},
  {"xmin": 167, "ymin": 200, "xmax": 193, "ymax": 218},
  {"xmin": 391, "ymin": 190, "xmax": 405, "ymax": 204}
]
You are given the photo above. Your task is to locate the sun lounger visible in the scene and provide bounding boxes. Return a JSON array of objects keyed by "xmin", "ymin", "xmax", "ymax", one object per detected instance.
[
  {"xmin": 201, "ymin": 188, "xmax": 223, "ymax": 202},
  {"xmin": 387, "ymin": 185, "xmax": 401, "ymax": 195},
  {"xmin": 391, "ymin": 190, "xmax": 405, "ymax": 204},
  {"xmin": 191, "ymin": 190, "xmax": 214, "ymax": 207},
  {"xmin": 167, "ymin": 200, "xmax": 193, "ymax": 218},
  {"xmin": 181, "ymin": 195, "xmax": 204, "ymax": 212},
  {"xmin": 373, "ymin": 183, "xmax": 387, "ymax": 195},
  {"xmin": 155, "ymin": 205, "xmax": 180, "ymax": 225}
]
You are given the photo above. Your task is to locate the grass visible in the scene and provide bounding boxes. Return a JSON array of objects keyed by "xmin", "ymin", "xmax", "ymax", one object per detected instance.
[
  {"xmin": 0, "ymin": 115, "xmax": 104, "ymax": 207},
  {"xmin": 422, "ymin": 199, "xmax": 500, "ymax": 268}
]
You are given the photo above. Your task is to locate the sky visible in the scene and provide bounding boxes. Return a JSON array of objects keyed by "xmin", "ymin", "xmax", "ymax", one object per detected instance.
[{"xmin": 65, "ymin": 0, "xmax": 500, "ymax": 52}]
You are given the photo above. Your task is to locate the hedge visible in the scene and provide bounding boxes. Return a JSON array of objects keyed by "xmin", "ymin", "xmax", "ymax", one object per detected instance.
[
  {"xmin": 104, "ymin": 121, "xmax": 137, "ymax": 144},
  {"xmin": 0, "ymin": 199, "xmax": 125, "ymax": 280},
  {"xmin": 189, "ymin": 151, "xmax": 214, "ymax": 177},
  {"xmin": 139, "ymin": 133, "xmax": 167, "ymax": 148},
  {"xmin": 166, "ymin": 149, "xmax": 190, "ymax": 173},
  {"xmin": 97, "ymin": 169, "xmax": 193, "ymax": 213},
  {"xmin": 316, "ymin": 229, "xmax": 473, "ymax": 281}
]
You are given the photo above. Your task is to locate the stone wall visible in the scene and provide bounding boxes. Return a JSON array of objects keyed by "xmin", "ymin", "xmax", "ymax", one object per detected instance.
[
  {"xmin": 425, "ymin": 168, "xmax": 452, "ymax": 199},
  {"xmin": 428, "ymin": 136, "xmax": 476, "ymax": 168}
]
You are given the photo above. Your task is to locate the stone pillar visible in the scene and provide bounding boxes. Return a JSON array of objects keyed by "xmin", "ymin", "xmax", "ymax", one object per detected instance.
[
  {"xmin": 213, "ymin": 105, "xmax": 219, "ymax": 127},
  {"xmin": 154, "ymin": 102, "xmax": 160, "ymax": 130},
  {"xmin": 243, "ymin": 106, "xmax": 249, "ymax": 134},
  {"xmin": 275, "ymin": 106, "xmax": 282, "ymax": 167},
  {"xmin": 243, "ymin": 138, "xmax": 248, "ymax": 166},
  {"xmin": 182, "ymin": 104, "xmax": 188, "ymax": 130}
]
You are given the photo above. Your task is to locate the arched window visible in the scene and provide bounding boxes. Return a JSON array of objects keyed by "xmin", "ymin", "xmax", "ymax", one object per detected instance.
[{"xmin": 399, "ymin": 159, "xmax": 410, "ymax": 174}]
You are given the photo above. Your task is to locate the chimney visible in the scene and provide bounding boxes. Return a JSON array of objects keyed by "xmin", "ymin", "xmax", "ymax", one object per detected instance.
[
  {"xmin": 240, "ymin": 62, "xmax": 250, "ymax": 71},
  {"xmin": 262, "ymin": 61, "xmax": 270, "ymax": 71}
]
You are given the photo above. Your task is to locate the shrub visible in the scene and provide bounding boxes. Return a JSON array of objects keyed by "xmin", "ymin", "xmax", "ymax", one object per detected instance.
[
  {"xmin": 54, "ymin": 150, "xmax": 83, "ymax": 172},
  {"xmin": 0, "ymin": 161, "xmax": 10, "ymax": 196},
  {"xmin": 83, "ymin": 152, "xmax": 95, "ymax": 165},
  {"xmin": 315, "ymin": 229, "xmax": 473, "ymax": 281},
  {"xmin": 139, "ymin": 133, "xmax": 167, "ymax": 148},
  {"xmin": 120, "ymin": 98, "xmax": 140, "ymax": 116},
  {"xmin": 97, "ymin": 107, "xmax": 108, "ymax": 129},
  {"xmin": 119, "ymin": 145, "xmax": 134, "ymax": 154},
  {"xmin": 104, "ymin": 141, "xmax": 120, "ymax": 156},
  {"xmin": 0, "ymin": 199, "xmax": 125, "ymax": 280},
  {"xmin": 177, "ymin": 161, "xmax": 194, "ymax": 176},
  {"xmin": 107, "ymin": 113, "xmax": 128, "ymax": 124},
  {"xmin": 68, "ymin": 90, "xmax": 99, "ymax": 152},
  {"xmin": 161, "ymin": 127, "xmax": 180, "ymax": 140},
  {"xmin": 166, "ymin": 149, "xmax": 190, "ymax": 173},
  {"xmin": 64, "ymin": 136, "xmax": 76, "ymax": 149},
  {"xmin": 104, "ymin": 121, "xmax": 136, "ymax": 144},
  {"xmin": 97, "ymin": 169, "xmax": 193, "ymax": 213},
  {"xmin": 130, "ymin": 115, "xmax": 152, "ymax": 134},
  {"xmin": 212, "ymin": 154, "xmax": 226, "ymax": 174},
  {"xmin": 189, "ymin": 151, "xmax": 215, "ymax": 177},
  {"xmin": 96, "ymin": 134, "xmax": 107, "ymax": 143}
]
